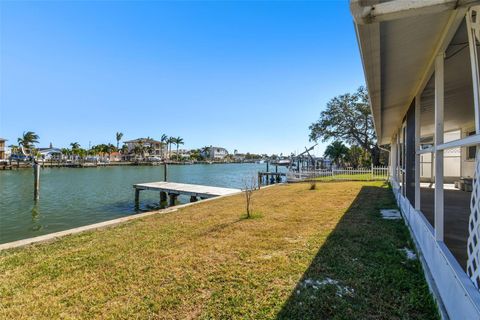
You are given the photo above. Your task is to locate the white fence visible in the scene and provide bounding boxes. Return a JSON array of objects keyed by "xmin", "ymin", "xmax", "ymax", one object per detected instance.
[{"xmin": 286, "ymin": 166, "xmax": 390, "ymax": 182}]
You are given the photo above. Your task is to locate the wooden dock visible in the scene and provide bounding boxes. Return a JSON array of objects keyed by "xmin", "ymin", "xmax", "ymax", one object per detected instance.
[
  {"xmin": 133, "ymin": 181, "xmax": 241, "ymax": 206},
  {"xmin": 257, "ymin": 171, "xmax": 286, "ymax": 187}
]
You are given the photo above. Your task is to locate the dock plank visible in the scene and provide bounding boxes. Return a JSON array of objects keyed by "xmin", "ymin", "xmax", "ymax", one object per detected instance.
[{"xmin": 133, "ymin": 182, "xmax": 241, "ymax": 198}]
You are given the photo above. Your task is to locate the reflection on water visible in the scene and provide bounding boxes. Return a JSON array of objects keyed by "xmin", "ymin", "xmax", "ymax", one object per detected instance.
[{"xmin": 0, "ymin": 163, "xmax": 285, "ymax": 243}]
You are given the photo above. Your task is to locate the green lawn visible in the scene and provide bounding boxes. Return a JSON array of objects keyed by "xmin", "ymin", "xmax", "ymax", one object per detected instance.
[{"xmin": 0, "ymin": 182, "xmax": 438, "ymax": 319}]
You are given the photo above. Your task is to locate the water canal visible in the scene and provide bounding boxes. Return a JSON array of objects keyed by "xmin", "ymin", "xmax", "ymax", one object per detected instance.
[{"xmin": 0, "ymin": 163, "xmax": 286, "ymax": 243}]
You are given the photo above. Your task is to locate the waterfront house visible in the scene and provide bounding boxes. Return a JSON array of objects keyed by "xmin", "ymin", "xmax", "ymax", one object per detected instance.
[
  {"xmin": 202, "ymin": 146, "xmax": 229, "ymax": 160},
  {"xmin": 108, "ymin": 151, "xmax": 121, "ymax": 162},
  {"xmin": 0, "ymin": 138, "xmax": 6, "ymax": 161},
  {"xmin": 233, "ymin": 151, "xmax": 246, "ymax": 162},
  {"xmin": 351, "ymin": 0, "xmax": 480, "ymax": 317},
  {"xmin": 38, "ymin": 147, "xmax": 63, "ymax": 161},
  {"xmin": 123, "ymin": 138, "xmax": 167, "ymax": 161},
  {"xmin": 170, "ymin": 148, "xmax": 191, "ymax": 159}
]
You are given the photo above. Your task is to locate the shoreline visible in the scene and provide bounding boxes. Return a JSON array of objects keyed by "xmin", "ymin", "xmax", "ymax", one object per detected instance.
[{"xmin": 0, "ymin": 160, "xmax": 263, "ymax": 170}]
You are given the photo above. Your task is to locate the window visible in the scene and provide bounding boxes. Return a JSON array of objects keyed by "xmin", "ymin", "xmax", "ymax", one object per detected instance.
[{"xmin": 467, "ymin": 131, "xmax": 477, "ymax": 160}]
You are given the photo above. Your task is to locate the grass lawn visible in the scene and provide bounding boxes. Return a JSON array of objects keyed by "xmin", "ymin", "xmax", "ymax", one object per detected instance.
[{"xmin": 0, "ymin": 182, "xmax": 438, "ymax": 319}]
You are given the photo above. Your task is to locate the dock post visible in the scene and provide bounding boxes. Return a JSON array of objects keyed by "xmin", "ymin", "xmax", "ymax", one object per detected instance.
[
  {"xmin": 135, "ymin": 188, "xmax": 141, "ymax": 206},
  {"xmin": 164, "ymin": 162, "xmax": 168, "ymax": 181},
  {"xmin": 276, "ymin": 165, "xmax": 278, "ymax": 173},
  {"xmin": 266, "ymin": 161, "xmax": 269, "ymax": 172},
  {"xmin": 160, "ymin": 191, "xmax": 167, "ymax": 202},
  {"xmin": 169, "ymin": 193, "xmax": 178, "ymax": 206},
  {"xmin": 258, "ymin": 172, "xmax": 262, "ymax": 189},
  {"xmin": 190, "ymin": 195, "xmax": 198, "ymax": 203},
  {"xmin": 33, "ymin": 162, "xmax": 40, "ymax": 201}
]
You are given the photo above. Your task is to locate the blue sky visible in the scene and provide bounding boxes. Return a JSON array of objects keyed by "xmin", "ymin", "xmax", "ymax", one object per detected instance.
[{"xmin": 0, "ymin": 0, "xmax": 364, "ymax": 156}]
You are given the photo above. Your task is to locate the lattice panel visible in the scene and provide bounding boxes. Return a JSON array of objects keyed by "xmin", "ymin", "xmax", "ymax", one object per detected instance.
[{"xmin": 467, "ymin": 148, "xmax": 480, "ymax": 289}]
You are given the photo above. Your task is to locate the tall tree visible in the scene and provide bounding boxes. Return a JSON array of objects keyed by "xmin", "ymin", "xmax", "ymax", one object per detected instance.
[
  {"xmin": 324, "ymin": 141, "xmax": 349, "ymax": 167},
  {"xmin": 175, "ymin": 137, "xmax": 184, "ymax": 157},
  {"xmin": 70, "ymin": 142, "xmax": 80, "ymax": 153},
  {"xmin": 167, "ymin": 136, "xmax": 175, "ymax": 159},
  {"xmin": 17, "ymin": 131, "xmax": 39, "ymax": 153},
  {"xmin": 120, "ymin": 144, "xmax": 129, "ymax": 155},
  {"xmin": 160, "ymin": 134, "xmax": 168, "ymax": 159},
  {"xmin": 201, "ymin": 146, "xmax": 210, "ymax": 159},
  {"xmin": 115, "ymin": 132, "xmax": 123, "ymax": 149},
  {"xmin": 347, "ymin": 145, "xmax": 371, "ymax": 169},
  {"xmin": 309, "ymin": 86, "xmax": 380, "ymax": 165},
  {"xmin": 70, "ymin": 142, "xmax": 81, "ymax": 161},
  {"xmin": 133, "ymin": 143, "xmax": 145, "ymax": 160},
  {"xmin": 8, "ymin": 145, "xmax": 19, "ymax": 155}
]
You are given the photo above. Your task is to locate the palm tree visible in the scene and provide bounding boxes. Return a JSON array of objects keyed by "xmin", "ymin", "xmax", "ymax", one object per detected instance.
[
  {"xmin": 115, "ymin": 132, "xmax": 123, "ymax": 149},
  {"xmin": 201, "ymin": 146, "xmax": 210, "ymax": 160},
  {"xmin": 120, "ymin": 144, "xmax": 129, "ymax": 155},
  {"xmin": 61, "ymin": 148, "xmax": 72, "ymax": 161},
  {"xmin": 70, "ymin": 142, "xmax": 80, "ymax": 162},
  {"xmin": 70, "ymin": 142, "xmax": 80, "ymax": 150},
  {"xmin": 160, "ymin": 134, "xmax": 168, "ymax": 159},
  {"xmin": 324, "ymin": 141, "xmax": 349, "ymax": 168},
  {"xmin": 8, "ymin": 144, "xmax": 19, "ymax": 155},
  {"xmin": 167, "ymin": 136, "xmax": 175, "ymax": 159},
  {"xmin": 133, "ymin": 143, "xmax": 145, "ymax": 160},
  {"xmin": 17, "ymin": 131, "xmax": 39, "ymax": 154},
  {"xmin": 175, "ymin": 137, "xmax": 184, "ymax": 158},
  {"xmin": 106, "ymin": 143, "xmax": 116, "ymax": 157}
]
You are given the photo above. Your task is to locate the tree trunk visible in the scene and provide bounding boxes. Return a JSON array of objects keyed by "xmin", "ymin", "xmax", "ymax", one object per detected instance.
[{"xmin": 370, "ymin": 145, "xmax": 381, "ymax": 166}]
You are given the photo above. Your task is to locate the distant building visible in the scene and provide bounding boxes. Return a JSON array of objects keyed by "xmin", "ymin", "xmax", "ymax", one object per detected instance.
[
  {"xmin": 38, "ymin": 147, "xmax": 63, "ymax": 161},
  {"xmin": 0, "ymin": 138, "xmax": 6, "ymax": 161},
  {"xmin": 233, "ymin": 151, "xmax": 246, "ymax": 162},
  {"xmin": 171, "ymin": 149, "xmax": 191, "ymax": 159},
  {"xmin": 123, "ymin": 138, "xmax": 167, "ymax": 160},
  {"xmin": 203, "ymin": 146, "xmax": 229, "ymax": 160},
  {"xmin": 109, "ymin": 151, "xmax": 122, "ymax": 162}
]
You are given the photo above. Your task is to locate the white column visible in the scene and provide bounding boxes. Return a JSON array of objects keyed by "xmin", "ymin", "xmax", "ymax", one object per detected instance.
[
  {"xmin": 466, "ymin": 9, "xmax": 480, "ymax": 134},
  {"xmin": 434, "ymin": 53, "xmax": 445, "ymax": 242},
  {"xmin": 397, "ymin": 132, "xmax": 401, "ymax": 183},
  {"xmin": 415, "ymin": 95, "xmax": 421, "ymax": 211},
  {"xmin": 391, "ymin": 136, "xmax": 397, "ymax": 181}
]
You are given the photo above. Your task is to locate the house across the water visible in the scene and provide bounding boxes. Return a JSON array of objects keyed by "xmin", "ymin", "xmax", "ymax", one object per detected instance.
[
  {"xmin": 38, "ymin": 147, "xmax": 63, "ymax": 161},
  {"xmin": 0, "ymin": 138, "xmax": 7, "ymax": 161},
  {"xmin": 351, "ymin": 0, "xmax": 480, "ymax": 318},
  {"xmin": 203, "ymin": 146, "xmax": 229, "ymax": 160},
  {"xmin": 123, "ymin": 138, "xmax": 167, "ymax": 161}
]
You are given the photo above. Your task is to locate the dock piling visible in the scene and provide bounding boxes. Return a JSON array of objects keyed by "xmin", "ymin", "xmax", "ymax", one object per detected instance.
[
  {"xmin": 169, "ymin": 193, "xmax": 178, "ymax": 206},
  {"xmin": 33, "ymin": 162, "xmax": 40, "ymax": 201},
  {"xmin": 160, "ymin": 191, "xmax": 167, "ymax": 202},
  {"xmin": 135, "ymin": 189, "xmax": 141, "ymax": 206},
  {"xmin": 133, "ymin": 182, "xmax": 240, "ymax": 207}
]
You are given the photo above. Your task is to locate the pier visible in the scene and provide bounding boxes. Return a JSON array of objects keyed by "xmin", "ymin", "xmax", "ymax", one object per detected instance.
[
  {"xmin": 257, "ymin": 171, "xmax": 286, "ymax": 187},
  {"xmin": 133, "ymin": 181, "xmax": 241, "ymax": 207}
]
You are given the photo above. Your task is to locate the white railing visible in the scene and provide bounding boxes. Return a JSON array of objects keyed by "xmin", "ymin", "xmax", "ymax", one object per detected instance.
[{"xmin": 286, "ymin": 166, "xmax": 389, "ymax": 182}]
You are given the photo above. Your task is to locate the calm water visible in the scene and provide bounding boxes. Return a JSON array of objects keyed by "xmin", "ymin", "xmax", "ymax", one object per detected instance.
[{"xmin": 0, "ymin": 163, "xmax": 285, "ymax": 244}]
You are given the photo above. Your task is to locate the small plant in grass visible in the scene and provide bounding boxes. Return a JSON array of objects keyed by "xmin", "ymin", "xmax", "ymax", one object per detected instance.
[
  {"xmin": 309, "ymin": 172, "xmax": 317, "ymax": 190},
  {"xmin": 243, "ymin": 176, "xmax": 257, "ymax": 219}
]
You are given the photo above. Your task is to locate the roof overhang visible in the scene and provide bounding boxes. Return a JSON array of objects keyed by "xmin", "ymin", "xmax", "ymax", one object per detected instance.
[{"xmin": 351, "ymin": 0, "xmax": 479, "ymax": 144}]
